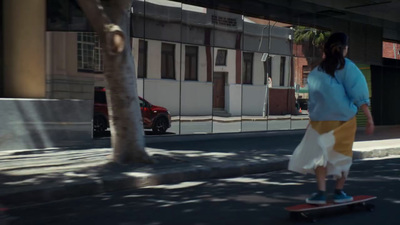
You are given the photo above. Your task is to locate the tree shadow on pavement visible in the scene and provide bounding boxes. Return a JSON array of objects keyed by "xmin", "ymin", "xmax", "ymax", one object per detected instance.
[{"xmin": 7, "ymin": 157, "xmax": 400, "ymax": 225}]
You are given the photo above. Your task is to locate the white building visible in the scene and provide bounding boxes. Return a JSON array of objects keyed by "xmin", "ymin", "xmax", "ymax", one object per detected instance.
[{"xmin": 46, "ymin": 1, "xmax": 295, "ymax": 117}]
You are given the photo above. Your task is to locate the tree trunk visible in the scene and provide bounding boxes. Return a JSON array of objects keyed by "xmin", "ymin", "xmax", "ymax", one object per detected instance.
[{"xmin": 77, "ymin": 0, "xmax": 152, "ymax": 164}]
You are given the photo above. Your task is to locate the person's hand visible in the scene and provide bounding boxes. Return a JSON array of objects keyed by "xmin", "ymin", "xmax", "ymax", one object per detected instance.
[
  {"xmin": 365, "ymin": 119, "xmax": 374, "ymax": 135},
  {"xmin": 361, "ymin": 104, "xmax": 374, "ymax": 135}
]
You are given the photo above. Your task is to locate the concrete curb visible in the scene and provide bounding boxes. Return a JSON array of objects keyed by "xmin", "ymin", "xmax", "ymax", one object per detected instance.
[
  {"xmin": 353, "ymin": 147, "xmax": 400, "ymax": 159},
  {"xmin": 171, "ymin": 115, "xmax": 309, "ymax": 122},
  {"xmin": 145, "ymin": 129, "xmax": 306, "ymax": 144},
  {"xmin": 0, "ymin": 157, "xmax": 289, "ymax": 207}
]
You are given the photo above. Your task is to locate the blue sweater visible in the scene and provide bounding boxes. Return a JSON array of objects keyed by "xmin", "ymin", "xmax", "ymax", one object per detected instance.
[{"xmin": 308, "ymin": 58, "xmax": 370, "ymax": 121}]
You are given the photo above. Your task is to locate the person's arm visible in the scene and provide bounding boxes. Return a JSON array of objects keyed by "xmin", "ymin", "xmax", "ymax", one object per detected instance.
[
  {"xmin": 341, "ymin": 62, "xmax": 370, "ymax": 108},
  {"xmin": 361, "ymin": 104, "xmax": 374, "ymax": 135}
]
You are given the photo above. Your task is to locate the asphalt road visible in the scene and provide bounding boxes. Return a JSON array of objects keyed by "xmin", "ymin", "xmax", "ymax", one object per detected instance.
[{"xmin": 7, "ymin": 156, "xmax": 400, "ymax": 225}]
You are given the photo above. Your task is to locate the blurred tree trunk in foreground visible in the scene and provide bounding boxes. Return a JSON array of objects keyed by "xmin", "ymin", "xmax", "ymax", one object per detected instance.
[{"xmin": 77, "ymin": 0, "xmax": 152, "ymax": 164}]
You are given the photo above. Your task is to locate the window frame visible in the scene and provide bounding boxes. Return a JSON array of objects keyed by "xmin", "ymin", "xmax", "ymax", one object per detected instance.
[
  {"xmin": 138, "ymin": 40, "xmax": 148, "ymax": 78},
  {"xmin": 185, "ymin": 45, "xmax": 199, "ymax": 81},
  {"xmin": 302, "ymin": 65, "xmax": 310, "ymax": 87},
  {"xmin": 280, "ymin": 56, "xmax": 286, "ymax": 86},
  {"xmin": 77, "ymin": 32, "xmax": 103, "ymax": 73},
  {"xmin": 161, "ymin": 43, "xmax": 176, "ymax": 79},
  {"xmin": 242, "ymin": 52, "xmax": 253, "ymax": 85},
  {"xmin": 264, "ymin": 56, "xmax": 272, "ymax": 85},
  {"xmin": 215, "ymin": 49, "xmax": 227, "ymax": 66}
]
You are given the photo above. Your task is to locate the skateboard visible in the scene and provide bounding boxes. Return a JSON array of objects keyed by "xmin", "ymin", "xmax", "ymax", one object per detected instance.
[{"xmin": 285, "ymin": 195, "xmax": 376, "ymax": 222}]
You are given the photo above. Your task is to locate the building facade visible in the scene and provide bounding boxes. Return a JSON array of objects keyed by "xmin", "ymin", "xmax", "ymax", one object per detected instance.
[{"xmin": 1, "ymin": 0, "xmax": 400, "ymax": 150}]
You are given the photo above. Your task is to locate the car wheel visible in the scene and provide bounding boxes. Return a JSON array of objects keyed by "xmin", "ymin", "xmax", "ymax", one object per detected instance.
[
  {"xmin": 93, "ymin": 115, "xmax": 108, "ymax": 134},
  {"xmin": 152, "ymin": 117, "xmax": 168, "ymax": 134}
]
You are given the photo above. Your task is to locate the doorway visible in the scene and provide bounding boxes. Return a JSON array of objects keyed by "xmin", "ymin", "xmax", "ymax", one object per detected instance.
[
  {"xmin": 371, "ymin": 63, "xmax": 400, "ymax": 125},
  {"xmin": 213, "ymin": 72, "xmax": 226, "ymax": 109}
]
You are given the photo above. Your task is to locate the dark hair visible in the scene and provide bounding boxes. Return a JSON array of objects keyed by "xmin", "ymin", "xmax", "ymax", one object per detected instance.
[{"xmin": 319, "ymin": 32, "xmax": 348, "ymax": 77}]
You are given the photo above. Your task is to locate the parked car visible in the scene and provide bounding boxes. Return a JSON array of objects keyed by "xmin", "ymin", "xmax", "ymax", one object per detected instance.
[{"xmin": 93, "ymin": 87, "xmax": 171, "ymax": 134}]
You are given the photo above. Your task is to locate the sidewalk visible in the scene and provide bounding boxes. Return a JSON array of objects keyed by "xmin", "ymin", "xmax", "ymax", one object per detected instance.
[
  {"xmin": 172, "ymin": 114, "xmax": 309, "ymax": 122},
  {"xmin": 1, "ymin": 126, "xmax": 400, "ymax": 208}
]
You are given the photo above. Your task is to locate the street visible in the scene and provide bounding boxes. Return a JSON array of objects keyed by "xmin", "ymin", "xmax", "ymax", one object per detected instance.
[{"xmin": 7, "ymin": 156, "xmax": 400, "ymax": 225}]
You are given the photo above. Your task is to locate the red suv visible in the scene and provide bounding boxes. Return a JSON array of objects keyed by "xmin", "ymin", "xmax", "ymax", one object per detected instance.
[{"xmin": 93, "ymin": 87, "xmax": 171, "ymax": 134}]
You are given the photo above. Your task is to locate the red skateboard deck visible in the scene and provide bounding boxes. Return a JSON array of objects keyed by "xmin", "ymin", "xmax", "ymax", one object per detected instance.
[
  {"xmin": 285, "ymin": 195, "xmax": 376, "ymax": 212},
  {"xmin": 285, "ymin": 195, "xmax": 376, "ymax": 222}
]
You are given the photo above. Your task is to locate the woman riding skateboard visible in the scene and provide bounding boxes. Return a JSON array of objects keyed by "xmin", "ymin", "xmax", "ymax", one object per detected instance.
[{"xmin": 288, "ymin": 32, "xmax": 374, "ymax": 205}]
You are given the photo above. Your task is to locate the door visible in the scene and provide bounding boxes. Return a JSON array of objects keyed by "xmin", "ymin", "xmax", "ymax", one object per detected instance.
[
  {"xmin": 213, "ymin": 72, "xmax": 225, "ymax": 109},
  {"xmin": 371, "ymin": 64, "xmax": 400, "ymax": 125}
]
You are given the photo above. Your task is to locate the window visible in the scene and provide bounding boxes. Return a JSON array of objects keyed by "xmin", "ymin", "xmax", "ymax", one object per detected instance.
[
  {"xmin": 302, "ymin": 65, "xmax": 310, "ymax": 86},
  {"xmin": 264, "ymin": 56, "xmax": 272, "ymax": 85},
  {"xmin": 280, "ymin": 56, "xmax": 286, "ymax": 86},
  {"xmin": 185, "ymin": 46, "xmax": 198, "ymax": 81},
  {"xmin": 161, "ymin": 43, "xmax": 175, "ymax": 79},
  {"xmin": 215, "ymin": 49, "xmax": 227, "ymax": 66},
  {"xmin": 138, "ymin": 40, "xmax": 147, "ymax": 78},
  {"xmin": 243, "ymin": 52, "xmax": 253, "ymax": 84},
  {"xmin": 77, "ymin": 32, "xmax": 103, "ymax": 72}
]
